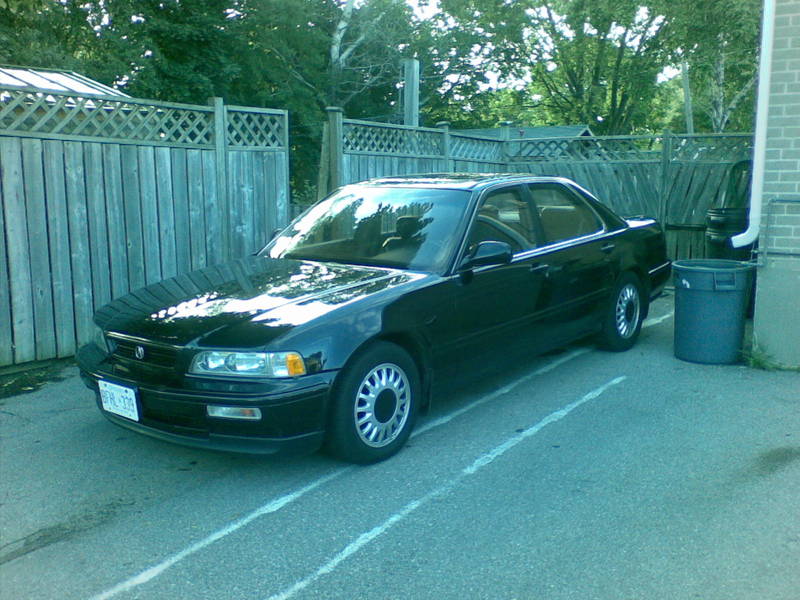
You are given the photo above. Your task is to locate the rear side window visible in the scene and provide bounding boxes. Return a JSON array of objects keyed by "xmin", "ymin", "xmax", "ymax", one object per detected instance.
[
  {"xmin": 468, "ymin": 186, "xmax": 539, "ymax": 254},
  {"xmin": 528, "ymin": 183, "xmax": 603, "ymax": 244}
]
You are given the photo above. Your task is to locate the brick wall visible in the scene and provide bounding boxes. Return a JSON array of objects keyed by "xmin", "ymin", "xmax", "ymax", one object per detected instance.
[
  {"xmin": 763, "ymin": 0, "xmax": 800, "ymax": 206},
  {"xmin": 764, "ymin": 202, "xmax": 800, "ymax": 253},
  {"xmin": 753, "ymin": 0, "xmax": 800, "ymax": 368},
  {"xmin": 761, "ymin": 0, "xmax": 800, "ymax": 254}
]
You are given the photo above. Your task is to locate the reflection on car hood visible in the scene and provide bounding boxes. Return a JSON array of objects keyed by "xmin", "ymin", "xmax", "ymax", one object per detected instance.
[{"xmin": 95, "ymin": 257, "xmax": 421, "ymax": 347}]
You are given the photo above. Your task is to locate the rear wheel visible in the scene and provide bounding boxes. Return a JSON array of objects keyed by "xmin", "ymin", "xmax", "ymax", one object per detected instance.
[
  {"xmin": 326, "ymin": 342, "xmax": 419, "ymax": 464},
  {"xmin": 598, "ymin": 272, "xmax": 645, "ymax": 352}
]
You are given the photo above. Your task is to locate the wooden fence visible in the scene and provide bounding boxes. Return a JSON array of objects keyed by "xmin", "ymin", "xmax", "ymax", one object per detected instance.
[
  {"xmin": 0, "ymin": 86, "xmax": 289, "ymax": 367},
  {"xmin": 320, "ymin": 110, "xmax": 753, "ymax": 261},
  {"xmin": 0, "ymin": 92, "xmax": 753, "ymax": 368}
]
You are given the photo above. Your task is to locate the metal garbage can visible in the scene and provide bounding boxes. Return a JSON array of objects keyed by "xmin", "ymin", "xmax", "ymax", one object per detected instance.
[{"xmin": 673, "ymin": 259, "xmax": 755, "ymax": 364}]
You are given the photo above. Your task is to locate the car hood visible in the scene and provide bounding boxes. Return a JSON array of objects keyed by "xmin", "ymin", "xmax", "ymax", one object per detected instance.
[{"xmin": 95, "ymin": 257, "xmax": 421, "ymax": 347}]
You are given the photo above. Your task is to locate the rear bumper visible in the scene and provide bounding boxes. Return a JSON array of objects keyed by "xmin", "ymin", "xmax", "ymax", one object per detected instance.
[{"xmin": 77, "ymin": 343, "xmax": 337, "ymax": 455}]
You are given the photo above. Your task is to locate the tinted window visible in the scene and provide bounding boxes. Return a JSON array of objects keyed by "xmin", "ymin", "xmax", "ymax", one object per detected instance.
[
  {"xmin": 528, "ymin": 183, "xmax": 603, "ymax": 244},
  {"xmin": 467, "ymin": 186, "xmax": 539, "ymax": 254}
]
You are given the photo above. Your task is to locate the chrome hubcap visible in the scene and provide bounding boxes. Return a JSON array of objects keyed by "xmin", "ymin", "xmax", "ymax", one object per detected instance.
[
  {"xmin": 354, "ymin": 363, "xmax": 410, "ymax": 448},
  {"xmin": 615, "ymin": 283, "xmax": 641, "ymax": 339}
]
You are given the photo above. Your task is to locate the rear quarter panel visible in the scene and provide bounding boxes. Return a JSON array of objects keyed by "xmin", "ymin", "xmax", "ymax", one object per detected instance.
[{"xmin": 621, "ymin": 218, "xmax": 671, "ymax": 298}]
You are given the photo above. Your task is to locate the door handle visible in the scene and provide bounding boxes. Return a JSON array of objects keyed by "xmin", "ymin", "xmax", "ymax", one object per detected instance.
[
  {"xmin": 601, "ymin": 243, "xmax": 616, "ymax": 254},
  {"xmin": 530, "ymin": 263, "xmax": 550, "ymax": 274}
]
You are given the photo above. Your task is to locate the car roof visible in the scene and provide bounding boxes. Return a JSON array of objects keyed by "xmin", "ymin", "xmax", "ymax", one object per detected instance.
[{"xmin": 356, "ymin": 173, "xmax": 567, "ymax": 192}]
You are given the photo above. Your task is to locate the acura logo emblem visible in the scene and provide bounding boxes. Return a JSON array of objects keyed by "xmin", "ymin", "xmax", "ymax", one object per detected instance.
[{"xmin": 134, "ymin": 345, "xmax": 145, "ymax": 360}]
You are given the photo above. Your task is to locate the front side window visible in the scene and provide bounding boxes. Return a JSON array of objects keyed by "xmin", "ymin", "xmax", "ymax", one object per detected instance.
[
  {"xmin": 265, "ymin": 186, "xmax": 469, "ymax": 272},
  {"xmin": 528, "ymin": 183, "xmax": 603, "ymax": 244},
  {"xmin": 467, "ymin": 186, "xmax": 539, "ymax": 254}
]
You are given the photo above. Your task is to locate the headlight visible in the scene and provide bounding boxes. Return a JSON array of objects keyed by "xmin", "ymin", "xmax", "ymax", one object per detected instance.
[{"xmin": 189, "ymin": 351, "xmax": 306, "ymax": 378}]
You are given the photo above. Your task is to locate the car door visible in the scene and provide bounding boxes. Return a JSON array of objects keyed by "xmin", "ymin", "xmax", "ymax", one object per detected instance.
[
  {"xmin": 452, "ymin": 184, "xmax": 555, "ymax": 349},
  {"xmin": 526, "ymin": 182, "xmax": 617, "ymax": 335}
]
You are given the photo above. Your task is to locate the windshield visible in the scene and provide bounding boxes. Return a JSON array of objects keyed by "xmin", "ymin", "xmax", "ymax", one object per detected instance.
[{"xmin": 265, "ymin": 186, "xmax": 470, "ymax": 272}]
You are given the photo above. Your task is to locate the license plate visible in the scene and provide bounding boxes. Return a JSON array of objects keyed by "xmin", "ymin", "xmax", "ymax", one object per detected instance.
[{"xmin": 98, "ymin": 380, "xmax": 139, "ymax": 421}]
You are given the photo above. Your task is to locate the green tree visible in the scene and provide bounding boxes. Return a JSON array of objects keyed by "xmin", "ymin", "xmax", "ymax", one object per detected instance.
[
  {"xmin": 238, "ymin": 0, "xmax": 418, "ymax": 196},
  {"xmin": 0, "ymin": 0, "xmax": 250, "ymax": 103},
  {"xmin": 420, "ymin": 0, "xmax": 759, "ymax": 134},
  {"xmin": 424, "ymin": 0, "xmax": 674, "ymax": 134},
  {"xmin": 0, "ymin": 0, "xmax": 131, "ymax": 85},
  {"xmin": 526, "ymin": 1, "xmax": 673, "ymax": 133},
  {"xmin": 666, "ymin": 0, "xmax": 760, "ymax": 132},
  {"xmin": 239, "ymin": 0, "xmax": 415, "ymax": 113},
  {"xmin": 1, "ymin": 0, "xmax": 417, "ymax": 198},
  {"xmin": 103, "ymin": 0, "xmax": 249, "ymax": 104},
  {"xmin": 411, "ymin": 0, "xmax": 521, "ymax": 127}
]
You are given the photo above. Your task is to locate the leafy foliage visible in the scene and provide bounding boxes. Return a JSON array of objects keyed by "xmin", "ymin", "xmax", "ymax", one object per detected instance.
[
  {"xmin": 0, "ymin": 1, "xmax": 131, "ymax": 85},
  {"xmin": 664, "ymin": 0, "xmax": 761, "ymax": 132},
  {"xmin": 236, "ymin": 0, "xmax": 418, "ymax": 195},
  {"xmin": 416, "ymin": 0, "xmax": 760, "ymax": 134},
  {"xmin": 108, "ymin": 0, "xmax": 248, "ymax": 103},
  {"xmin": 424, "ymin": 0, "xmax": 677, "ymax": 134},
  {"xmin": 1, "ymin": 0, "xmax": 760, "ymax": 192}
]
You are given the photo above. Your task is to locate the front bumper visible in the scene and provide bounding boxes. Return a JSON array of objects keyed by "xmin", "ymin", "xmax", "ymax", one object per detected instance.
[{"xmin": 77, "ymin": 343, "xmax": 337, "ymax": 455}]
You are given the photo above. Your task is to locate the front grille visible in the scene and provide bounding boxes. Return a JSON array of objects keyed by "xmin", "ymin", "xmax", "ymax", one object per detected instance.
[{"xmin": 110, "ymin": 337, "xmax": 179, "ymax": 368}]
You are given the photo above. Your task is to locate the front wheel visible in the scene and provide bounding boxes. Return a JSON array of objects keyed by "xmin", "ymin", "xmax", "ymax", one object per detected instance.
[
  {"xmin": 598, "ymin": 272, "xmax": 646, "ymax": 352},
  {"xmin": 326, "ymin": 342, "xmax": 419, "ymax": 464}
]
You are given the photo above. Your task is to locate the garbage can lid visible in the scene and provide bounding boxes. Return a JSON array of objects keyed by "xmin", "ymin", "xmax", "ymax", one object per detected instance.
[{"xmin": 672, "ymin": 259, "xmax": 754, "ymax": 274}]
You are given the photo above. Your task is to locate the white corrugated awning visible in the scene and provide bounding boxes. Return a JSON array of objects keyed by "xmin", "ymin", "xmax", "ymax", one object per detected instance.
[{"xmin": 0, "ymin": 65, "xmax": 129, "ymax": 97}]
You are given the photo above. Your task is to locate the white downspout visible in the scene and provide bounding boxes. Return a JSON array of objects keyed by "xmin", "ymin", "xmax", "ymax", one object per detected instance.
[{"xmin": 731, "ymin": 0, "xmax": 775, "ymax": 248}]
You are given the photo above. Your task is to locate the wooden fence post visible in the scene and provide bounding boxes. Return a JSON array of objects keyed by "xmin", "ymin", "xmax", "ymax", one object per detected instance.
[
  {"xmin": 210, "ymin": 97, "xmax": 230, "ymax": 260},
  {"xmin": 403, "ymin": 59, "xmax": 420, "ymax": 127},
  {"xmin": 499, "ymin": 121, "xmax": 514, "ymax": 170},
  {"xmin": 326, "ymin": 107, "xmax": 344, "ymax": 192},
  {"xmin": 436, "ymin": 121, "xmax": 453, "ymax": 172},
  {"xmin": 281, "ymin": 110, "xmax": 291, "ymax": 225},
  {"xmin": 660, "ymin": 129, "xmax": 673, "ymax": 226},
  {"xmin": 317, "ymin": 122, "xmax": 330, "ymax": 201}
]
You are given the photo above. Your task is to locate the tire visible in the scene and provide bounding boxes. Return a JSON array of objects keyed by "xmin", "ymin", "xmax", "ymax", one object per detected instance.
[
  {"xmin": 326, "ymin": 342, "xmax": 419, "ymax": 464},
  {"xmin": 598, "ymin": 272, "xmax": 646, "ymax": 352}
]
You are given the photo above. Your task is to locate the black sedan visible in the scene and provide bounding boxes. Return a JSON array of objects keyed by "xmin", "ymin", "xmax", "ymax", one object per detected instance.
[{"xmin": 77, "ymin": 174, "xmax": 670, "ymax": 463}]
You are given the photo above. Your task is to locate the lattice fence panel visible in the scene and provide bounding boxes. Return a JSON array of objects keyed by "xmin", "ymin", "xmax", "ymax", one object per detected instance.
[
  {"xmin": 0, "ymin": 86, "xmax": 214, "ymax": 146},
  {"xmin": 344, "ymin": 123, "xmax": 443, "ymax": 156},
  {"xmin": 671, "ymin": 135, "xmax": 753, "ymax": 162},
  {"xmin": 227, "ymin": 110, "xmax": 286, "ymax": 148},
  {"xmin": 450, "ymin": 134, "xmax": 504, "ymax": 162},
  {"xmin": 512, "ymin": 136, "xmax": 663, "ymax": 162}
]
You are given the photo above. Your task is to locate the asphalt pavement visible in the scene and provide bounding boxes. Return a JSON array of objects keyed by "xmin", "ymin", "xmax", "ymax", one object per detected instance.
[{"xmin": 1, "ymin": 294, "xmax": 799, "ymax": 600}]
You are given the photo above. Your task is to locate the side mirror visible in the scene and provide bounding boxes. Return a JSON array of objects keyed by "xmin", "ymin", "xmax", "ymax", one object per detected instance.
[{"xmin": 459, "ymin": 241, "xmax": 513, "ymax": 271}]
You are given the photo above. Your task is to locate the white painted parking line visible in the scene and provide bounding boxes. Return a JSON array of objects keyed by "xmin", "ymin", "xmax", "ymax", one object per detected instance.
[
  {"xmin": 89, "ymin": 336, "xmax": 641, "ymax": 599},
  {"xmin": 267, "ymin": 480, "xmax": 461, "ymax": 600},
  {"xmin": 267, "ymin": 376, "xmax": 627, "ymax": 600},
  {"xmin": 89, "ymin": 471, "xmax": 348, "ymax": 600},
  {"xmin": 90, "ymin": 348, "xmax": 592, "ymax": 599},
  {"xmin": 643, "ymin": 311, "xmax": 673, "ymax": 328},
  {"xmin": 414, "ymin": 347, "xmax": 591, "ymax": 437}
]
